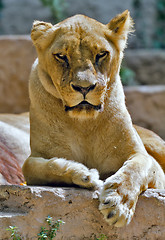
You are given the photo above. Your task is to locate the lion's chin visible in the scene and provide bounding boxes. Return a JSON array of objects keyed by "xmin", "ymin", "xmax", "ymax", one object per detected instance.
[
  {"xmin": 65, "ymin": 101, "xmax": 103, "ymax": 120},
  {"xmin": 68, "ymin": 109, "xmax": 100, "ymax": 120}
]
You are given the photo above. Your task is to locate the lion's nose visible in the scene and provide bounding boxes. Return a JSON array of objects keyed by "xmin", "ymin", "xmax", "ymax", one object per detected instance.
[{"xmin": 71, "ymin": 84, "xmax": 96, "ymax": 97}]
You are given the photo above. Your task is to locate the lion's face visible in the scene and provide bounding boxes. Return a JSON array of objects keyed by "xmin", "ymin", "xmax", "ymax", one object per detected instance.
[
  {"xmin": 31, "ymin": 12, "xmax": 133, "ymax": 119},
  {"xmin": 47, "ymin": 20, "xmax": 114, "ymax": 119}
]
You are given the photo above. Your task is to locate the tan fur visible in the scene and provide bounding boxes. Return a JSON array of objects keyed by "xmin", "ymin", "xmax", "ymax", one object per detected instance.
[{"xmin": 22, "ymin": 11, "xmax": 165, "ymax": 227}]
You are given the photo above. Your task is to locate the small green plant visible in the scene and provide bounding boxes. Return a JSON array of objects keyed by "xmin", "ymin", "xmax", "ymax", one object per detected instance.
[
  {"xmin": 38, "ymin": 216, "xmax": 65, "ymax": 240},
  {"xmin": 6, "ymin": 216, "xmax": 65, "ymax": 240},
  {"xmin": 6, "ymin": 226, "xmax": 22, "ymax": 240},
  {"xmin": 95, "ymin": 234, "xmax": 108, "ymax": 240},
  {"xmin": 6, "ymin": 217, "xmax": 107, "ymax": 240}
]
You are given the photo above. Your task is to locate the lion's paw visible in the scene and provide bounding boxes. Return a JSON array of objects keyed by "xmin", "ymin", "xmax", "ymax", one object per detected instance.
[
  {"xmin": 72, "ymin": 168, "xmax": 103, "ymax": 190},
  {"xmin": 99, "ymin": 176, "xmax": 137, "ymax": 227}
]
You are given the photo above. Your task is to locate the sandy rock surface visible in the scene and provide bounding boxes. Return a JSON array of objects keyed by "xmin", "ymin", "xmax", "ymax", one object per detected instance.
[
  {"xmin": 0, "ymin": 36, "xmax": 36, "ymax": 113},
  {"xmin": 125, "ymin": 50, "xmax": 165, "ymax": 85},
  {"xmin": 0, "ymin": 185, "xmax": 165, "ymax": 240}
]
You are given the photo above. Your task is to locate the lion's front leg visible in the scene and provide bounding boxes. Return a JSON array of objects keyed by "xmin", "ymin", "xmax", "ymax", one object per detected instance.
[
  {"xmin": 22, "ymin": 156, "xmax": 103, "ymax": 189},
  {"xmin": 99, "ymin": 153, "xmax": 165, "ymax": 227}
]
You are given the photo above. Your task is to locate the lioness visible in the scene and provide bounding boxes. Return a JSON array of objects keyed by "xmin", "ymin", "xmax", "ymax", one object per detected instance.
[{"xmin": 22, "ymin": 10, "xmax": 165, "ymax": 227}]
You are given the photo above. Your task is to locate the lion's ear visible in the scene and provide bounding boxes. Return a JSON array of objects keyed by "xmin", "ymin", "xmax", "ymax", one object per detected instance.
[
  {"xmin": 31, "ymin": 21, "xmax": 55, "ymax": 50},
  {"xmin": 107, "ymin": 10, "xmax": 134, "ymax": 50}
]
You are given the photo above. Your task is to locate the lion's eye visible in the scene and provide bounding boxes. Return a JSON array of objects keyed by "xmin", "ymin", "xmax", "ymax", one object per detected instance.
[
  {"xmin": 53, "ymin": 53, "xmax": 69, "ymax": 66},
  {"xmin": 95, "ymin": 51, "xmax": 109, "ymax": 64}
]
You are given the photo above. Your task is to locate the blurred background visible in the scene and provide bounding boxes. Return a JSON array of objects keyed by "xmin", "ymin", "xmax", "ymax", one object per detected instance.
[
  {"xmin": 0, "ymin": 0, "xmax": 165, "ymax": 138},
  {"xmin": 1, "ymin": 0, "xmax": 165, "ymax": 48}
]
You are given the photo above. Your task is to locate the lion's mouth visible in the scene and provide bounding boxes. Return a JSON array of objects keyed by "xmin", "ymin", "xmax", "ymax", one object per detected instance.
[{"xmin": 65, "ymin": 101, "xmax": 102, "ymax": 112}]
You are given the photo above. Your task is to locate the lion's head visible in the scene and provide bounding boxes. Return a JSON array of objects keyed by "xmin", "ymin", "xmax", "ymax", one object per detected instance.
[{"xmin": 31, "ymin": 10, "xmax": 133, "ymax": 119}]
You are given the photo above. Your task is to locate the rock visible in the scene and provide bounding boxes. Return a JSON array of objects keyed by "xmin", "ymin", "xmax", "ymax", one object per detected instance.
[
  {"xmin": 125, "ymin": 50, "xmax": 165, "ymax": 85},
  {"xmin": 0, "ymin": 35, "xmax": 36, "ymax": 113},
  {"xmin": 125, "ymin": 85, "xmax": 165, "ymax": 140},
  {"xmin": 0, "ymin": 185, "xmax": 164, "ymax": 240}
]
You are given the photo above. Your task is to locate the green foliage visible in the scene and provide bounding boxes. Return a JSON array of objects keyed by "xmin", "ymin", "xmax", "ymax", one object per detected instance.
[
  {"xmin": 133, "ymin": 0, "xmax": 165, "ymax": 48},
  {"xmin": 6, "ymin": 216, "xmax": 65, "ymax": 240},
  {"xmin": 120, "ymin": 66, "xmax": 137, "ymax": 86},
  {"xmin": 0, "ymin": 0, "xmax": 3, "ymax": 9},
  {"xmin": 95, "ymin": 234, "xmax": 108, "ymax": 240},
  {"xmin": 133, "ymin": 0, "xmax": 141, "ymax": 9},
  {"xmin": 154, "ymin": 0, "xmax": 165, "ymax": 48},
  {"xmin": 38, "ymin": 216, "xmax": 65, "ymax": 240},
  {"xmin": 40, "ymin": 0, "xmax": 67, "ymax": 23},
  {"xmin": 6, "ymin": 226, "xmax": 22, "ymax": 240},
  {"xmin": 0, "ymin": 0, "xmax": 4, "ymax": 18}
]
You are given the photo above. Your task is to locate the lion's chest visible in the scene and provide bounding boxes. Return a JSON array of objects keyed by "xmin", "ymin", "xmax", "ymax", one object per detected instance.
[
  {"xmin": 46, "ymin": 117, "xmax": 132, "ymax": 177},
  {"xmin": 65, "ymin": 127, "xmax": 123, "ymax": 175}
]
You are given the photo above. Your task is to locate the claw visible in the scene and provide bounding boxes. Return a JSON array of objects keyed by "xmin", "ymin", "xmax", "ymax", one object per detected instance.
[
  {"xmin": 104, "ymin": 200, "xmax": 110, "ymax": 205},
  {"xmin": 82, "ymin": 175, "xmax": 90, "ymax": 182},
  {"xmin": 107, "ymin": 211, "xmax": 115, "ymax": 219}
]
